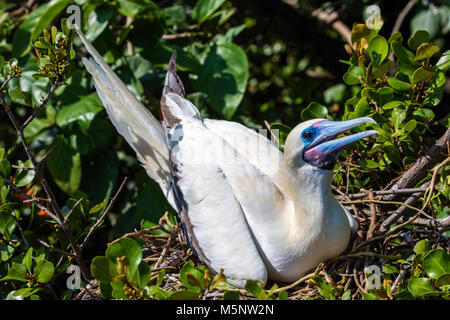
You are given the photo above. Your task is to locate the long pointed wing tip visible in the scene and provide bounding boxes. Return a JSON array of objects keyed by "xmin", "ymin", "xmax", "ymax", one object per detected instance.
[{"xmin": 168, "ymin": 51, "xmax": 178, "ymax": 72}]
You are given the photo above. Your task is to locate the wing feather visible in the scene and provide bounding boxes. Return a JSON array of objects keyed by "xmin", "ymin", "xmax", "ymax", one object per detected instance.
[{"xmin": 76, "ymin": 29, "xmax": 176, "ymax": 207}]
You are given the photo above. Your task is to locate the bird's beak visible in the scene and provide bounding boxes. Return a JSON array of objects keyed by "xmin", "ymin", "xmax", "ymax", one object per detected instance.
[{"xmin": 303, "ymin": 117, "xmax": 378, "ymax": 169}]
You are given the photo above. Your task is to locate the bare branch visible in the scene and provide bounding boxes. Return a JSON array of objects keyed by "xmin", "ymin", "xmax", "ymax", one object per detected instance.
[{"xmin": 80, "ymin": 177, "xmax": 128, "ymax": 250}]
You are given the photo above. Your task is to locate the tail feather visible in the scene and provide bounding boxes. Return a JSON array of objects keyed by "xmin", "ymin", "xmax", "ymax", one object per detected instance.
[
  {"xmin": 160, "ymin": 52, "xmax": 202, "ymax": 129},
  {"xmin": 76, "ymin": 29, "xmax": 176, "ymax": 209},
  {"xmin": 162, "ymin": 51, "xmax": 185, "ymax": 97}
]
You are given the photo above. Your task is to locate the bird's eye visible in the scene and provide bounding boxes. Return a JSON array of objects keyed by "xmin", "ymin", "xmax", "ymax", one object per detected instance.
[{"xmin": 302, "ymin": 131, "xmax": 313, "ymax": 140}]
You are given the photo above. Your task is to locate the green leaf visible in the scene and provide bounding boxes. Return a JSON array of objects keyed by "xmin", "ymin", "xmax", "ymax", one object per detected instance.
[
  {"xmin": 46, "ymin": 137, "xmax": 82, "ymax": 195},
  {"xmin": 168, "ymin": 290, "xmax": 200, "ymax": 300},
  {"xmin": 353, "ymin": 98, "xmax": 371, "ymax": 117},
  {"xmin": 436, "ymin": 273, "xmax": 450, "ymax": 287},
  {"xmin": 313, "ymin": 276, "xmax": 335, "ymax": 300},
  {"xmin": 56, "ymin": 94, "xmax": 103, "ymax": 129},
  {"xmin": 85, "ymin": 5, "xmax": 113, "ymax": 42},
  {"xmin": 30, "ymin": 0, "xmax": 72, "ymax": 45},
  {"xmin": 23, "ymin": 247, "xmax": 33, "ymax": 273},
  {"xmin": 192, "ymin": 0, "xmax": 226, "ymax": 23},
  {"xmin": 91, "ymin": 256, "xmax": 116, "ymax": 282},
  {"xmin": 8, "ymin": 87, "xmax": 32, "ymax": 106},
  {"xmin": 388, "ymin": 32, "xmax": 402, "ymax": 45},
  {"xmin": 411, "ymin": 66, "xmax": 435, "ymax": 84},
  {"xmin": 387, "ymin": 78, "xmax": 412, "ymax": 91},
  {"xmin": 382, "ymin": 264, "xmax": 399, "ymax": 274},
  {"xmin": 414, "ymin": 240, "xmax": 431, "ymax": 255},
  {"xmin": 413, "ymin": 108, "xmax": 435, "ymax": 122},
  {"xmin": 436, "ymin": 50, "xmax": 450, "ymax": 71},
  {"xmin": 179, "ymin": 261, "xmax": 204, "ymax": 292},
  {"xmin": 301, "ymin": 102, "xmax": 328, "ymax": 121},
  {"xmin": 361, "ymin": 291, "xmax": 379, "ymax": 300},
  {"xmin": 116, "ymin": 0, "xmax": 157, "ymax": 18},
  {"xmin": 410, "ymin": 8, "xmax": 440, "ymax": 38},
  {"xmin": 391, "ymin": 41, "xmax": 419, "ymax": 75},
  {"xmin": 99, "ymin": 281, "xmax": 113, "ymax": 299},
  {"xmin": 343, "ymin": 65, "xmax": 364, "ymax": 85},
  {"xmin": 341, "ymin": 290, "xmax": 351, "ymax": 300},
  {"xmin": 193, "ymin": 43, "xmax": 248, "ymax": 119},
  {"xmin": 391, "ymin": 109, "xmax": 406, "ymax": 129},
  {"xmin": 402, "ymin": 119, "xmax": 417, "ymax": 135},
  {"xmin": 368, "ymin": 36, "xmax": 388, "ymax": 68},
  {"xmin": 89, "ymin": 199, "xmax": 106, "ymax": 215},
  {"xmin": 163, "ymin": 5, "xmax": 186, "ymax": 26},
  {"xmin": 15, "ymin": 159, "xmax": 35, "ymax": 187},
  {"xmin": 0, "ymin": 210, "xmax": 16, "ymax": 237},
  {"xmin": 12, "ymin": 1, "xmax": 54, "ymax": 57},
  {"xmin": 422, "ymin": 249, "xmax": 450, "ymax": 280},
  {"xmin": 0, "ymin": 243, "xmax": 15, "ymax": 262},
  {"xmin": 415, "ymin": 43, "xmax": 440, "ymax": 61},
  {"xmin": 34, "ymin": 260, "xmax": 54, "ymax": 283},
  {"xmin": 0, "ymin": 159, "xmax": 11, "ymax": 177},
  {"xmin": 245, "ymin": 279, "xmax": 265, "ymax": 299},
  {"xmin": 407, "ymin": 30, "xmax": 431, "ymax": 51},
  {"xmin": 382, "ymin": 100, "xmax": 406, "ymax": 110},
  {"xmin": 156, "ymin": 269, "xmax": 166, "ymax": 287},
  {"xmin": 106, "ymin": 238, "xmax": 142, "ymax": 278},
  {"xmin": 223, "ymin": 290, "xmax": 240, "ymax": 300},
  {"xmin": 408, "ymin": 277, "xmax": 438, "ymax": 296},
  {"xmin": 1, "ymin": 262, "xmax": 27, "ymax": 282},
  {"xmin": 350, "ymin": 23, "xmax": 377, "ymax": 45},
  {"xmin": 136, "ymin": 261, "xmax": 151, "ymax": 289}
]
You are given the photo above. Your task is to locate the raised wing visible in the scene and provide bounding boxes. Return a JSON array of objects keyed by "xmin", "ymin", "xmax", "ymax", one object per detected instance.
[{"xmin": 76, "ymin": 29, "xmax": 176, "ymax": 208}]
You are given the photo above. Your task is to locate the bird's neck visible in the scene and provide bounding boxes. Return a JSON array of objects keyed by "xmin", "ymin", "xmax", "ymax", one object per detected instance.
[{"xmin": 287, "ymin": 163, "xmax": 337, "ymax": 232}]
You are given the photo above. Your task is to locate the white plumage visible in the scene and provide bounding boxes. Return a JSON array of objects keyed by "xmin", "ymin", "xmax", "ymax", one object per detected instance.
[{"xmin": 77, "ymin": 29, "xmax": 377, "ymax": 288}]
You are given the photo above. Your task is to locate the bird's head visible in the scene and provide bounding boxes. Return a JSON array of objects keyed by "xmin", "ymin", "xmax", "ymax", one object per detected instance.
[{"xmin": 285, "ymin": 117, "xmax": 378, "ymax": 171}]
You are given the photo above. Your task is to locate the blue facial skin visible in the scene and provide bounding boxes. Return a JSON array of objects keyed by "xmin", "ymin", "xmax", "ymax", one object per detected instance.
[
  {"xmin": 301, "ymin": 118, "xmax": 377, "ymax": 170},
  {"xmin": 301, "ymin": 124, "xmax": 338, "ymax": 170},
  {"xmin": 300, "ymin": 127, "xmax": 319, "ymax": 146}
]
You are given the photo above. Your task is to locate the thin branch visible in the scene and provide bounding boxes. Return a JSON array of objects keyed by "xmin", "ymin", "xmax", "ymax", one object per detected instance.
[
  {"xmin": 20, "ymin": 81, "xmax": 58, "ymax": 130},
  {"xmin": 311, "ymin": 8, "xmax": 352, "ymax": 45},
  {"xmin": 80, "ymin": 177, "xmax": 127, "ymax": 251},
  {"xmin": 63, "ymin": 198, "xmax": 83, "ymax": 224},
  {"xmin": 38, "ymin": 239, "xmax": 75, "ymax": 257},
  {"xmin": 272, "ymin": 263, "xmax": 324, "ymax": 293},
  {"xmin": 391, "ymin": 0, "xmax": 416, "ymax": 35},
  {"xmin": 380, "ymin": 181, "xmax": 430, "ymax": 231},
  {"xmin": 340, "ymin": 186, "xmax": 429, "ymax": 200},
  {"xmin": 384, "ymin": 127, "xmax": 450, "ymax": 201},
  {"xmin": 0, "ymin": 83, "xmax": 91, "ymax": 282}
]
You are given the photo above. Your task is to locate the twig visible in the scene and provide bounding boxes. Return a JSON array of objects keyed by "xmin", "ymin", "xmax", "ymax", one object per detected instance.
[
  {"xmin": 0, "ymin": 172, "xmax": 59, "ymax": 222},
  {"xmin": 380, "ymin": 181, "xmax": 430, "ymax": 231},
  {"xmin": 20, "ymin": 81, "xmax": 58, "ymax": 130},
  {"xmin": 391, "ymin": 0, "xmax": 416, "ymax": 35},
  {"xmin": 264, "ymin": 120, "xmax": 279, "ymax": 146},
  {"xmin": 391, "ymin": 268, "xmax": 406, "ymax": 295},
  {"xmin": 272, "ymin": 263, "xmax": 324, "ymax": 293},
  {"xmin": 155, "ymin": 213, "xmax": 179, "ymax": 269},
  {"xmin": 341, "ymin": 186, "xmax": 429, "ymax": 200},
  {"xmin": 23, "ymin": 197, "xmax": 50, "ymax": 203},
  {"xmin": 366, "ymin": 191, "xmax": 377, "ymax": 239},
  {"xmin": 311, "ymin": 8, "xmax": 352, "ymax": 45},
  {"xmin": 10, "ymin": 211, "xmax": 30, "ymax": 248},
  {"xmin": 80, "ymin": 177, "xmax": 127, "ymax": 250},
  {"xmin": 38, "ymin": 239, "xmax": 75, "ymax": 257},
  {"xmin": 412, "ymin": 216, "xmax": 450, "ymax": 227},
  {"xmin": 63, "ymin": 198, "xmax": 83, "ymax": 224},
  {"xmin": 335, "ymin": 251, "xmax": 401, "ymax": 261},
  {"xmin": 384, "ymin": 127, "xmax": 450, "ymax": 201},
  {"xmin": 0, "ymin": 80, "xmax": 90, "ymax": 282}
]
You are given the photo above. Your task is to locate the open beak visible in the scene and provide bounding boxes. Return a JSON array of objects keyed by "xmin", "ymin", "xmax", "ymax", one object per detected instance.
[{"xmin": 303, "ymin": 117, "xmax": 378, "ymax": 169}]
